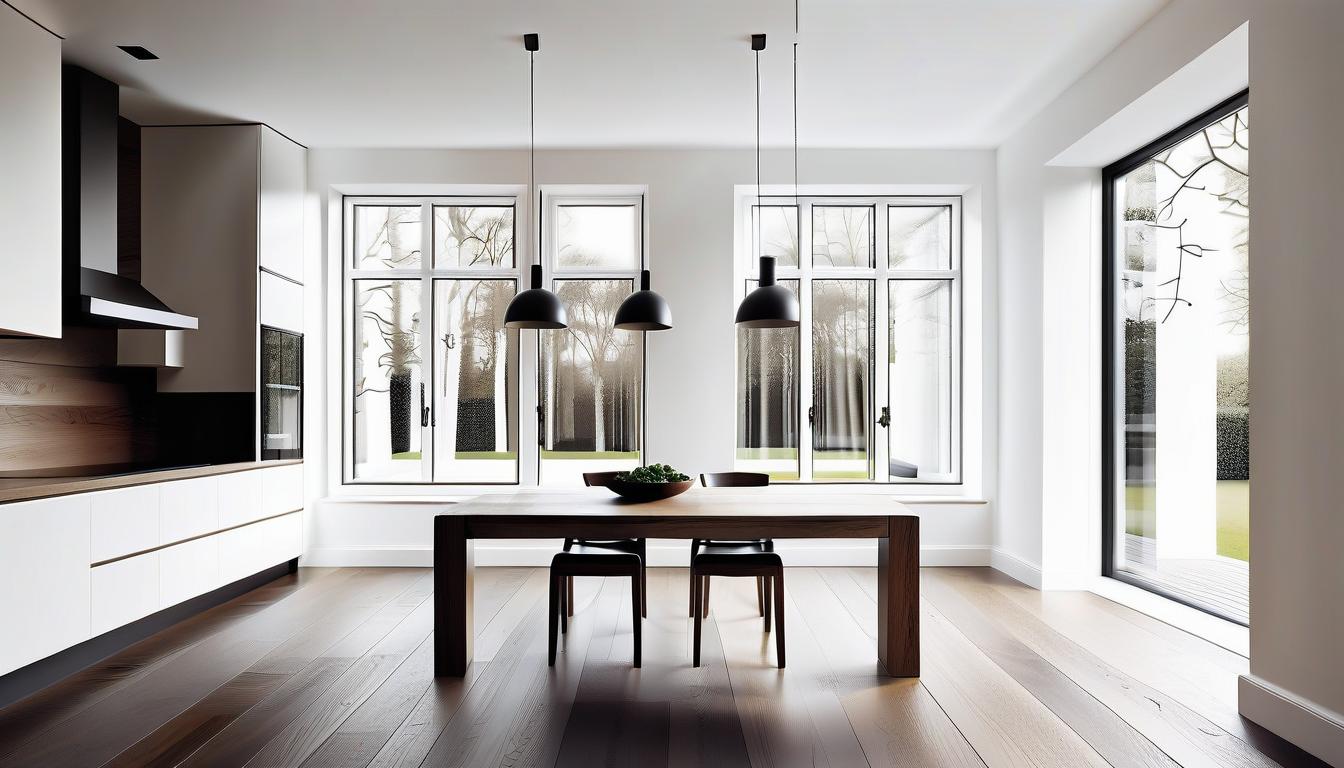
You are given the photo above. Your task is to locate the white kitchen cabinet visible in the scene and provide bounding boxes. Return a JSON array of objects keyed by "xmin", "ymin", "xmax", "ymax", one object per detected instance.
[
  {"xmin": 0, "ymin": 496, "xmax": 92, "ymax": 676},
  {"xmin": 220, "ymin": 512, "xmax": 300, "ymax": 585},
  {"xmin": 159, "ymin": 536, "xmax": 219, "ymax": 608},
  {"xmin": 91, "ymin": 553, "xmax": 160, "ymax": 636},
  {"xmin": 159, "ymin": 476, "xmax": 219, "ymax": 543},
  {"xmin": 0, "ymin": 6, "xmax": 61, "ymax": 338},
  {"xmin": 260, "ymin": 464, "xmax": 304, "ymax": 518},
  {"xmin": 218, "ymin": 470, "xmax": 263, "ymax": 529},
  {"xmin": 90, "ymin": 485, "xmax": 160, "ymax": 563},
  {"xmin": 259, "ymin": 271, "xmax": 303, "ymax": 334},
  {"xmin": 259, "ymin": 127, "xmax": 306, "ymax": 282}
]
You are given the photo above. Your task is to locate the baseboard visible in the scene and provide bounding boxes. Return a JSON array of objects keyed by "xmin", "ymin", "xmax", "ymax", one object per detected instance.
[
  {"xmin": 303, "ymin": 543, "xmax": 992, "ymax": 568},
  {"xmin": 1239, "ymin": 674, "xmax": 1344, "ymax": 766},
  {"xmin": 989, "ymin": 546, "xmax": 1043, "ymax": 588},
  {"xmin": 0, "ymin": 558, "xmax": 297, "ymax": 711}
]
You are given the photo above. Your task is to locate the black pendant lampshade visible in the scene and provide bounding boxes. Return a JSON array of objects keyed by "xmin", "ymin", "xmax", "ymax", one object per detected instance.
[
  {"xmin": 502, "ymin": 32, "xmax": 567, "ymax": 330},
  {"xmin": 505, "ymin": 264, "xmax": 567, "ymax": 329},
  {"xmin": 614, "ymin": 269, "xmax": 673, "ymax": 330},
  {"xmin": 736, "ymin": 255, "xmax": 799, "ymax": 328}
]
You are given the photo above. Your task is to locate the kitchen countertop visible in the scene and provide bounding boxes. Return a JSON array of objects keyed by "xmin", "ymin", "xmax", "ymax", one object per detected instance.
[{"xmin": 0, "ymin": 460, "xmax": 303, "ymax": 505}]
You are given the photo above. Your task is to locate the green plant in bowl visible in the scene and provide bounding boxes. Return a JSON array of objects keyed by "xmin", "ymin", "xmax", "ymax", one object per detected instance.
[{"xmin": 615, "ymin": 464, "xmax": 691, "ymax": 483}]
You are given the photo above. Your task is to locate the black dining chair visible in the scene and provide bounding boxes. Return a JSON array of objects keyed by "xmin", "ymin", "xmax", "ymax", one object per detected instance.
[
  {"xmin": 560, "ymin": 471, "xmax": 647, "ymax": 618},
  {"xmin": 549, "ymin": 546, "xmax": 642, "ymax": 668},
  {"xmin": 690, "ymin": 471, "xmax": 783, "ymax": 667}
]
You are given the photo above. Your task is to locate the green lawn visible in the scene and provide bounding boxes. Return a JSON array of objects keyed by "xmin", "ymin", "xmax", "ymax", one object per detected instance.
[
  {"xmin": 1124, "ymin": 480, "xmax": 1249, "ymax": 561},
  {"xmin": 392, "ymin": 450, "xmax": 639, "ymax": 461}
]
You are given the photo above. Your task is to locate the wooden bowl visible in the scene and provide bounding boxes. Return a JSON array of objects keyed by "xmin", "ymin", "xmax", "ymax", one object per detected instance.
[{"xmin": 605, "ymin": 478, "xmax": 694, "ymax": 502}]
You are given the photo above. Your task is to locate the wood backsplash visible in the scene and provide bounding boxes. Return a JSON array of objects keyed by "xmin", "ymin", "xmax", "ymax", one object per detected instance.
[{"xmin": 0, "ymin": 329, "xmax": 156, "ymax": 473}]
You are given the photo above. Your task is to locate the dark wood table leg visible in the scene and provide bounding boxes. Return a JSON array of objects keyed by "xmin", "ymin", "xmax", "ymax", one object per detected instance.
[
  {"xmin": 877, "ymin": 515, "xmax": 919, "ymax": 677},
  {"xmin": 434, "ymin": 515, "xmax": 474, "ymax": 677}
]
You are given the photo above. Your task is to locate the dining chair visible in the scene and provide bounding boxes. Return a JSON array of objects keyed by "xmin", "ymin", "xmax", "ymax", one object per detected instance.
[
  {"xmin": 690, "ymin": 537, "xmax": 785, "ymax": 669},
  {"xmin": 549, "ymin": 547, "xmax": 642, "ymax": 668},
  {"xmin": 690, "ymin": 472, "xmax": 773, "ymax": 619},
  {"xmin": 560, "ymin": 471, "xmax": 647, "ymax": 618}
]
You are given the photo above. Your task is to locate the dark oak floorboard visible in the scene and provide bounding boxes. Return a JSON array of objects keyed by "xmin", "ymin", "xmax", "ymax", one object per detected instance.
[{"xmin": 0, "ymin": 566, "xmax": 1324, "ymax": 768}]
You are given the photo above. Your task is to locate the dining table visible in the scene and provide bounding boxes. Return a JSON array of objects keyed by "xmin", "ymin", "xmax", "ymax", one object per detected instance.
[{"xmin": 433, "ymin": 488, "xmax": 919, "ymax": 677}]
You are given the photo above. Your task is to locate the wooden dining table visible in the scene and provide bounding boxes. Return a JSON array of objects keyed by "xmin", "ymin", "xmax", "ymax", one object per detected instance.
[{"xmin": 433, "ymin": 488, "xmax": 919, "ymax": 677}]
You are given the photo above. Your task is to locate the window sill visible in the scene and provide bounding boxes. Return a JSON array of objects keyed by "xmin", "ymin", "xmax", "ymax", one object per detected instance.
[{"xmin": 322, "ymin": 486, "xmax": 989, "ymax": 506}]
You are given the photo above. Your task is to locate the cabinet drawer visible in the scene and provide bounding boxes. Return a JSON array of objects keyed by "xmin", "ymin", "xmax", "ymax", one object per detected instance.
[
  {"xmin": 159, "ymin": 476, "xmax": 219, "ymax": 543},
  {"xmin": 90, "ymin": 485, "xmax": 160, "ymax": 563},
  {"xmin": 218, "ymin": 470, "xmax": 263, "ymax": 529},
  {"xmin": 219, "ymin": 512, "xmax": 300, "ymax": 585},
  {"xmin": 160, "ymin": 536, "xmax": 219, "ymax": 608},
  {"xmin": 92, "ymin": 553, "xmax": 160, "ymax": 636},
  {"xmin": 260, "ymin": 464, "xmax": 303, "ymax": 517}
]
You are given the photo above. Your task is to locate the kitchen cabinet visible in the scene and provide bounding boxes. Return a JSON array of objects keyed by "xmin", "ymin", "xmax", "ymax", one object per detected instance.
[
  {"xmin": 0, "ymin": 496, "xmax": 91, "ymax": 675},
  {"xmin": 159, "ymin": 476, "xmax": 219, "ymax": 543},
  {"xmin": 90, "ymin": 485, "xmax": 160, "ymax": 563},
  {"xmin": 218, "ymin": 469, "xmax": 263, "ymax": 529},
  {"xmin": 91, "ymin": 553, "xmax": 159, "ymax": 636},
  {"xmin": 0, "ymin": 6, "xmax": 61, "ymax": 338},
  {"xmin": 159, "ymin": 536, "xmax": 220, "ymax": 607}
]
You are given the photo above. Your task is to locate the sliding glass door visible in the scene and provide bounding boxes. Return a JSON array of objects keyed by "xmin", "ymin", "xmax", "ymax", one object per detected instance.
[{"xmin": 1103, "ymin": 93, "xmax": 1250, "ymax": 624}]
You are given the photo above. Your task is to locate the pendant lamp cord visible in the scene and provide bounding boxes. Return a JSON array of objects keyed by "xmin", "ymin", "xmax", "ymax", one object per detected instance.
[
  {"xmin": 794, "ymin": 0, "xmax": 799, "ymax": 207},
  {"xmin": 755, "ymin": 45, "xmax": 762, "ymax": 261},
  {"xmin": 530, "ymin": 48, "xmax": 537, "ymax": 271}
]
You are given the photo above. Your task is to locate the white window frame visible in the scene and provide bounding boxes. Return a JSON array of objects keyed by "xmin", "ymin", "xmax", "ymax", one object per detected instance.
[
  {"xmin": 342, "ymin": 194, "xmax": 526, "ymax": 485},
  {"xmin": 735, "ymin": 193, "xmax": 964, "ymax": 485},
  {"xmin": 537, "ymin": 188, "xmax": 649, "ymax": 482}
]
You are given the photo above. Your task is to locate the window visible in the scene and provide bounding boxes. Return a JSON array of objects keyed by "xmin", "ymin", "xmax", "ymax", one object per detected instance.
[
  {"xmin": 346, "ymin": 198, "xmax": 519, "ymax": 483},
  {"xmin": 1102, "ymin": 92, "xmax": 1250, "ymax": 624},
  {"xmin": 539, "ymin": 195, "xmax": 646, "ymax": 485},
  {"xmin": 736, "ymin": 195, "xmax": 961, "ymax": 483}
]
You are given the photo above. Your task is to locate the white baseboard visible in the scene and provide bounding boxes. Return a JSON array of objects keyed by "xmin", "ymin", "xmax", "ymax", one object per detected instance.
[
  {"xmin": 303, "ymin": 543, "xmax": 991, "ymax": 568},
  {"xmin": 1239, "ymin": 674, "xmax": 1344, "ymax": 766},
  {"xmin": 989, "ymin": 546, "xmax": 1042, "ymax": 588}
]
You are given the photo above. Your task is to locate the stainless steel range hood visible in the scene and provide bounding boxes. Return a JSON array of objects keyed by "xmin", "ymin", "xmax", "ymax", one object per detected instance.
[{"xmin": 63, "ymin": 66, "xmax": 198, "ymax": 331}]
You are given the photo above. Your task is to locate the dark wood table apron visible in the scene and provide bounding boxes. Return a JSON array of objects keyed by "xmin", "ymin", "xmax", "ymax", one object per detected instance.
[{"xmin": 432, "ymin": 490, "xmax": 919, "ymax": 677}]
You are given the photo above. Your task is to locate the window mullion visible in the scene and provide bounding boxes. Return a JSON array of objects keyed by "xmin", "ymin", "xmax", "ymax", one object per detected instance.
[
  {"xmin": 874, "ymin": 205, "xmax": 891, "ymax": 483},
  {"xmin": 419, "ymin": 201, "xmax": 434, "ymax": 482},
  {"xmin": 798, "ymin": 201, "xmax": 814, "ymax": 483}
]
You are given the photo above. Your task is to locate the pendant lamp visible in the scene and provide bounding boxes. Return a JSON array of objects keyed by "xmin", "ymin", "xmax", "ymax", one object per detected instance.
[
  {"xmin": 736, "ymin": 33, "xmax": 800, "ymax": 328},
  {"xmin": 504, "ymin": 33, "xmax": 567, "ymax": 330},
  {"xmin": 613, "ymin": 195, "xmax": 673, "ymax": 330}
]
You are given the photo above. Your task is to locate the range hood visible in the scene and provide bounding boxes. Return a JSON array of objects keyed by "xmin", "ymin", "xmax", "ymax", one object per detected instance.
[{"xmin": 63, "ymin": 66, "xmax": 198, "ymax": 331}]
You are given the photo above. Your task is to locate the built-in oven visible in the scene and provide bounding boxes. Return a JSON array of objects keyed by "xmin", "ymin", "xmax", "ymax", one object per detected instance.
[{"xmin": 260, "ymin": 326, "xmax": 302, "ymax": 460}]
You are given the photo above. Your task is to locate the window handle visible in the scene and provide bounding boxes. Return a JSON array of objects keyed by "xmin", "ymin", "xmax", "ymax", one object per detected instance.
[
  {"xmin": 807, "ymin": 405, "xmax": 815, "ymax": 426},
  {"xmin": 878, "ymin": 406, "xmax": 890, "ymax": 429},
  {"xmin": 420, "ymin": 383, "xmax": 430, "ymax": 428},
  {"xmin": 537, "ymin": 405, "xmax": 545, "ymax": 447}
]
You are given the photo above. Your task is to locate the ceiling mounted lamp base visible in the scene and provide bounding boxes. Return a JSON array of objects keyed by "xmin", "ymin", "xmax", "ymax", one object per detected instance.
[
  {"xmin": 736, "ymin": 255, "xmax": 798, "ymax": 328},
  {"xmin": 505, "ymin": 264, "xmax": 567, "ymax": 329},
  {"xmin": 614, "ymin": 269, "xmax": 673, "ymax": 331}
]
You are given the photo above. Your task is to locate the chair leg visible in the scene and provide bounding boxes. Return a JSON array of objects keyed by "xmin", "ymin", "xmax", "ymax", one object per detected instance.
[
  {"xmin": 773, "ymin": 569, "xmax": 786, "ymax": 669},
  {"xmin": 762, "ymin": 574, "xmax": 772, "ymax": 633},
  {"xmin": 692, "ymin": 570, "xmax": 703, "ymax": 667},
  {"xmin": 560, "ymin": 575, "xmax": 569, "ymax": 635},
  {"xmin": 631, "ymin": 572, "xmax": 642, "ymax": 668},
  {"xmin": 548, "ymin": 572, "xmax": 559, "ymax": 667},
  {"xmin": 702, "ymin": 576, "xmax": 711, "ymax": 619},
  {"xmin": 566, "ymin": 576, "xmax": 575, "ymax": 617},
  {"xmin": 756, "ymin": 576, "xmax": 765, "ymax": 616}
]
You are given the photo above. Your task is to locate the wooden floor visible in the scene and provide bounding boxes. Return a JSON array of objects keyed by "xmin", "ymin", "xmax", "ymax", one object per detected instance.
[
  {"xmin": 0, "ymin": 566, "xmax": 1323, "ymax": 767},
  {"xmin": 1124, "ymin": 534, "xmax": 1250, "ymax": 623}
]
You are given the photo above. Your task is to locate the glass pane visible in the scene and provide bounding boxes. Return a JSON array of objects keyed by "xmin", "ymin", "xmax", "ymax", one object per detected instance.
[
  {"xmin": 1111, "ymin": 104, "xmax": 1250, "ymax": 623},
  {"xmin": 261, "ymin": 328, "xmax": 301, "ymax": 459},
  {"xmin": 540, "ymin": 280, "xmax": 643, "ymax": 485},
  {"xmin": 812, "ymin": 281, "xmax": 873, "ymax": 480},
  {"xmin": 888, "ymin": 206, "xmax": 952, "ymax": 270},
  {"xmin": 812, "ymin": 206, "xmax": 874, "ymax": 268},
  {"xmin": 888, "ymin": 280, "xmax": 953, "ymax": 481},
  {"xmin": 354, "ymin": 205, "xmax": 422, "ymax": 270},
  {"xmin": 353, "ymin": 279, "xmax": 423, "ymax": 481},
  {"xmin": 433, "ymin": 280, "xmax": 517, "ymax": 482},
  {"xmin": 751, "ymin": 205, "xmax": 799, "ymax": 267},
  {"xmin": 736, "ymin": 279, "xmax": 801, "ymax": 481},
  {"xmin": 556, "ymin": 205, "xmax": 639, "ymax": 269},
  {"xmin": 433, "ymin": 205, "xmax": 515, "ymax": 268}
]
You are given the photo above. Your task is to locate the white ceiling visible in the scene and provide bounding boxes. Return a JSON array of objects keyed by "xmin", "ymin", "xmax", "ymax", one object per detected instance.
[{"xmin": 15, "ymin": 0, "xmax": 1168, "ymax": 149}]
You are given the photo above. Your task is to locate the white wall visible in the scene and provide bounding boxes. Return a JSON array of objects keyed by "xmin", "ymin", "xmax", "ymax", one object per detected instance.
[
  {"xmin": 303, "ymin": 146, "xmax": 997, "ymax": 565},
  {"xmin": 995, "ymin": 0, "xmax": 1344, "ymax": 760}
]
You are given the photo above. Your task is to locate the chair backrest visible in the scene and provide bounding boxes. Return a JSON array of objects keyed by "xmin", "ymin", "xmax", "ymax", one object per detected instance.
[
  {"xmin": 582, "ymin": 471, "xmax": 624, "ymax": 488},
  {"xmin": 699, "ymin": 471, "xmax": 770, "ymax": 488}
]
